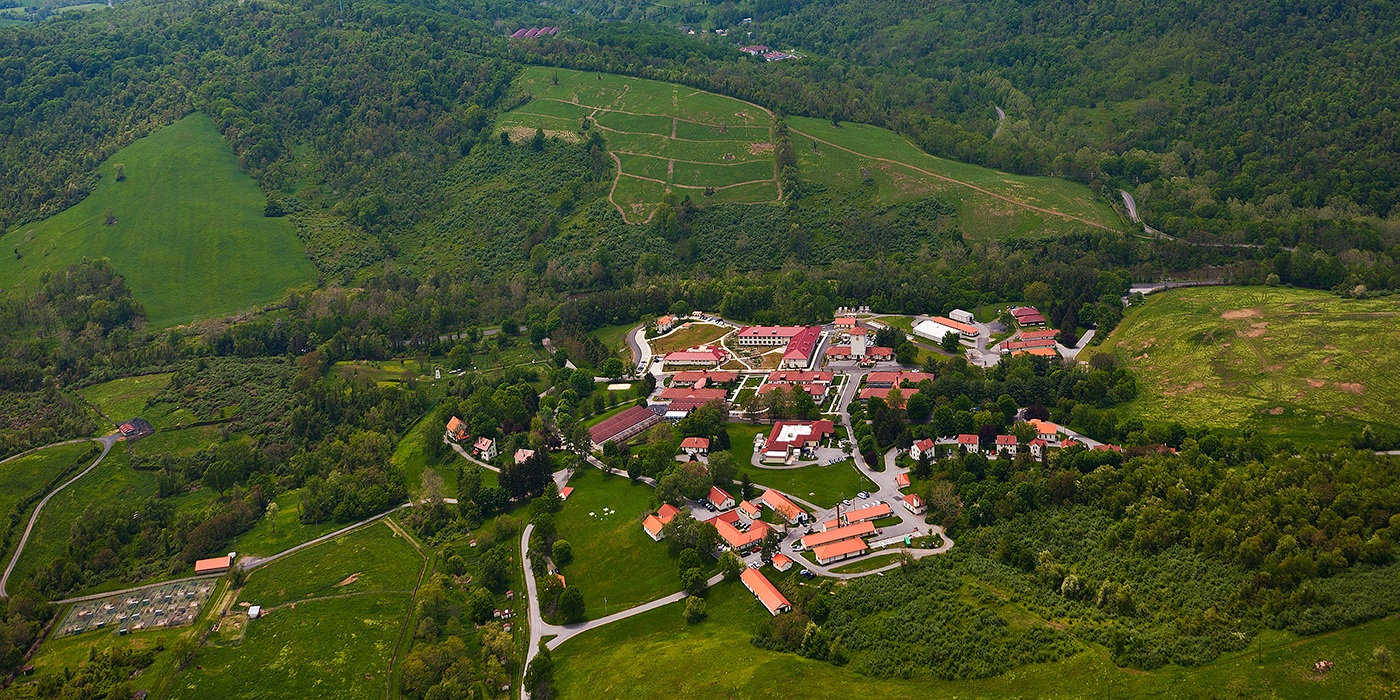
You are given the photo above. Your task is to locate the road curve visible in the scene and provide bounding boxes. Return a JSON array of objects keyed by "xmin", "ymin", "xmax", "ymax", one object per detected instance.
[{"xmin": 1, "ymin": 434, "xmax": 119, "ymax": 597}]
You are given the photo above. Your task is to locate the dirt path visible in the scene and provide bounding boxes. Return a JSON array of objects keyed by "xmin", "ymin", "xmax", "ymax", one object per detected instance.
[{"xmin": 788, "ymin": 126, "xmax": 1118, "ymax": 232}]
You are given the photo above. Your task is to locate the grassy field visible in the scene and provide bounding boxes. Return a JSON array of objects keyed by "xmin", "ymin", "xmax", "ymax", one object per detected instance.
[
  {"xmin": 499, "ymin": 67, "xmax": 778, "ymax": 220},
  {"xmin": 238, "ymin": 519, "xmax": 423, "ymax": 608},
  {"xmin": 829, "ymin": 552, "xmax": 905, "ymax": 574},
  {"xmin": 174, "ymin": 591, "xmax": 411, "ymax": 700},
  {"xmin": 1094, "ymin": 286, "xmax": 1400, "ymax": 444},
  {"xmin": 78, "ymin": 373, "xmax": 203, "ymax": 430},
  {"xmin": 0, "ymin": 113, "xmax": 316, "ymax": 326},
  {"xmin": 650, "ymin": 322, "xmax": 729, "ymax": 355},
  {"xmin": 749, "ymin": 460, "xmax": 874, "ymax": 509},
  {"xmin": 722, "ymin": 422, "xmax": 769, "ymax": 467},
  {"xmin": 552, "ymin": 576, "xmax": 1400, "ymax": 699},
  {"xmin": 788, "ymin": 115, "xmax": 1124, "ymax": 240},
  {"xmin": 0, "ymin": 442, "xmax": 98, "ymax": 565},
  {"xmin": 553, "ymin": 468, "xmax": 685, "ymax": 614},
  {"xmin": 230, "ymin": 488, "xmax": 348, "ymax": 559},
  {"xmin": 589, "ymin": 322, "xmax": 639, "ymax": 361}
]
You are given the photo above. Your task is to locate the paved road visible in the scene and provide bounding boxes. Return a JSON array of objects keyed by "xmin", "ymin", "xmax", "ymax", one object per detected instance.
[
  {"xmin": 1, "ymin": 434, "xmax": 120, "ymax": 597},
  {"xmin": 993, "ymin": 106, "xmax": 1006, "ymax": 137},
  {"xmin": 448, "ymin": 439, "xmax": 501, "ymax": 473}
]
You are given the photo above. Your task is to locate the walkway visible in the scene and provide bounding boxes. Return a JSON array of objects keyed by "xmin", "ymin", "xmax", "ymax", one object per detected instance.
[{"xmin": 1, "ymin": 434, "xmax": 120, "ymax": 597}]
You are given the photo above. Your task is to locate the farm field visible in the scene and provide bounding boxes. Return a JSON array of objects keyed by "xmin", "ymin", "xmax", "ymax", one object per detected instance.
[
  {"xmin": 650, "ymin": 322, "xmax": 729, "ymax": 355},
  {"xmin": 500, "ymin": 67, "xmax": 778, "ymax": 221},
  {"xmin": 1095, "ymin": 286, "xmax": 1400, "ymax": 444},
  {"xmin": 237, "ymin": 519, "xmax": 424, "ymax": 608},
  {"xmin": 553, "ymin": 468, "xmax": 688, "ymax": 614},
  {"xmin": 749, "ymin": 460, "xmax": 873, "ymax": 509},
  {"xmin": 552, "ymin": 576, "xmax": 1400, "ymax": 699},
  {"xmin": 0, "ymin": 113, "xmax": 316, "ymax": 326},
  {"xmin": 787, "ymin": 115, "xmax": 1124, "ymax": 240}
]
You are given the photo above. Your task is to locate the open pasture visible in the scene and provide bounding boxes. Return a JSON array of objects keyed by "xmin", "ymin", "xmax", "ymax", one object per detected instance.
[
  {"xmin": 504, "ymin": 67, "xmax": 779, "ymax": 220},
  {"xmin": 0, "ymin": 113, "xmax": 316, "ymax": 326},
  {"xmin": 1096, "ymin": 286, "xmax": 1400, "ymax": 443},
  {"xmin": 238, "ymin": 519, "xmax": 423, "ymax": 608}
]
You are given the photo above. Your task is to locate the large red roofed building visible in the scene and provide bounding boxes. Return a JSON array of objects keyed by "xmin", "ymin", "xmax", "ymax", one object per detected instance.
[
  {"xmin": 658, "ymin": 386, "xmax": 729, "ymax": 402},
  {"xmin": 779, "ymin": 326, "xmax": 823, "ymax": 369},
  {"xmin": 760, "ymin": 420, "xmax": 834, "ymax": 462},
  {"xmin": 671, "ymin": 370, "xmax": 740, "ymax": 386},
  {"xmin": 195, "ymin": 555, "xmax": 231, "ymax": 574},
  {"xmin": 756, "ymin": 489, "xmax": 807, "ymax": 524},
  {"xmin": 813, "ymin": 537, "xmax": 868, "ymax": 565},
  {"xmin": 708, "ymin": 486, "xmax": 735, "ymax": 510},
  {"xmin": 734, "ymin": 326, "xmax": 807, "ymax": 346},
  {"xmin": 662, "ymin": 346, "xmax": 728, "ymax": 367},
  {"xmin": 741, "ymin": 568, "xmax": 792, "ymax": 615},
  {"xmin": 709, "ymin": 510, "xmax": 771, "ymax": 550},
  {"xmin": 589, "ymin": 405, "xmax": 663, "ymax": 450},
  {"xmin": 801, "ymin": 521, "xmax": 876, "ymax": 550}
]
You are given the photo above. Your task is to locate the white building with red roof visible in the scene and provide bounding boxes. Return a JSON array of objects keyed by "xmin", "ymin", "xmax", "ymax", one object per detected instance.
[
  {"xmin": 910, "ymin": 438, "xmax": 936, "ymax": 462},
  {"xmin": 734, "ymin": 325, "xmax": 807, "ymax": 347},
  {"xmin": 474, "ymin": 437, "xmax": 498, "ymax": 460},
  {"xmin": 994, "ymin": 434, "xmax": 1018, "ymax": 457},
  {"xmin": 841, "ymin": 502, "xmax": 892, "ymax": 525},
  {"xmin": 1028, "ymin": 419, "xmax": 1061, "ymax": 444},
  {"xmin": 514, "ymin": 448, "xmax": 535, "ymax": 464},
  {"xmin": 739, "ymin": 500, "xmax": 762, "ymax": 519},
  {"xmin": 770, "ymin": 554, "xmax": 794, "ymax": 572},
  {"xmin": 756, "ymin": 489, "xmax": 807, "ymax": 524},
  {"xmin": 800, "ymin": 521, "xmax": 876, "ymax": 550},
  {"xmin": 779, "ymin": 326, "xmax": 823, "ymax": 369},
  {"xmin": 740, "ymin": 568, "xmax": 792, "ymax": 615},
  {"xmin": 445, "ymin": 416, "xmax": 470, "ymax": 442},
  {"xmin": 760, "ymin": 420, "xmax": 834, "ymax": 462},
  {"xmin": 643, "ymin": 514, "xmax": 665, "ymax": 541},
  {"xmin": 680, "ymin": 437, "xmax": 710, "ymax": 455},
  {"xmin": 902, "ymin": 493, "xmax": 926, "ymax": 514},
  {"xmin": 813, "ymin": 538, "xmax": 868, "ymax": 565},
  {"xmin": 657, "ymin": 503, "xmax": 681, "ymax": 524},
  {"xmin": 708, "ymin": 486, "xmax": 735, "ymax": 510},
  {"xmin": 662, "ymin": 346, "xmax": 728, "ymax": 367},
  {"xmin": 957, "ymin": 434, "xmax": 980, "ymax": 453}
]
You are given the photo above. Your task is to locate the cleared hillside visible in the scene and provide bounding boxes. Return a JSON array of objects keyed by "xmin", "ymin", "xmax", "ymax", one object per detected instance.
[{"xmin": 0, "ymin": 114, "xmax": 315, "ymax": 326}]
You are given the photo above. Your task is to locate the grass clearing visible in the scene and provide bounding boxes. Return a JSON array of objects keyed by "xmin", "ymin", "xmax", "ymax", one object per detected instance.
[
  {"xmin": 78, "ymin": 373, "xmax": 173, "ymax": 425},
  {"xmin": 749, "ymin": 460, "xmax": 874, "ymax": 509},
  {"xmin": 553, "ymin": 575, "xmax": 1400, "ymax": 699},
  {"xmin": 1095, "ymin": 286, "xmax": 1400, "ymax": 444},
  {"xmin": 238, "ymin": 519, "xmax": 423, "ymax": 608},
  {"xmin": 723, "ymin": 422, "xmax": 769, "ymax": 467},
  {"xmin": 230, "ymin": 488, "xmax": 347, "ymax": 559},
  {"xmin": 0, "ymin": 113, "xmax": 316, "ymax": 326},
  {"xmin": 0, "ymin": 442, "xmax": 97, "ymax": 563},
  {"xmin": 28, "ymin": 625, "xmax": 191, "ymax": 697},
  {"xmin": 829, "ymin": 552, "xmax": 905, "ymax": 574},
  {"xmin": 553, "ymin": 468, "xmax": 683, "ymax": 614},
  {"xmin": 588, "ymin": 322, "xmax": 638, "ymax": 360}
]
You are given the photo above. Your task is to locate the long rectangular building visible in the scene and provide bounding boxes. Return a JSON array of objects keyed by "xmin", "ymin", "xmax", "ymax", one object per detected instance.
[
  {"xmin": 801, "ymin": 521, "xmax": 876, "ymax": 550},
  {"xmin": 741, "ymin": 568, "xmax": 792, "ymax": 615},
  {"xmin": 734, "ymin": 326, "xmax": 807, "ymax": 346},
  {"xmin": 589, "ymin": 405, "xmax": 662, "ymax": 450}
]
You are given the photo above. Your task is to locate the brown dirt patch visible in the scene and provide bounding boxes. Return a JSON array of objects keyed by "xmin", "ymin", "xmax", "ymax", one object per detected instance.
[
  {"xmin": 1238, "ymin": 322, "xmax": 1269, "ymax": 338},
  {"xmin": 1163, "ymin": 380, "xmax": 1206, "ymax": 397},
  {"xmin": 1221, "ymin": 308, "xmax": 1261, "ymax": 320},
  {"xmin": 1263, "ymin": 407, "xmax": 1285, "ymax": 415},
  {"xmin": 1305, "ymin": 379, "xmax": 1327, "ymax": 388},
  {"xmin": 1336, "ymin": 382, "xmax": 1364, "ymax": 394},
  {"xmin": 1324, "ymin": 345, "xmax": 1338, "ymax": 350},
  {"xmin": 335, "ymin": 572, "xmax": 362, "ymax": 587},
  {"xmin": 747, "ymin": 142, "xmax": 774, "ymax": 155},
  {"xmin": 1264, "ymin": 364, "xmax": 1283, "ymax": 372}
]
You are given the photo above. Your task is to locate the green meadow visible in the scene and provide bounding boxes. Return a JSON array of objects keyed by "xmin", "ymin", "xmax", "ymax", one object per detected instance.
[
  {"xmin": 553, "ymin": 468, "xmax": 686, "ymax": 614},
  {"xmin": 0, "ymin": 113, "xmax": 315, "ymax": 326},
  {"xmin": 79, "ymin": 373, "xmax": 201, "ymax": 429},
  {"xmin": 1095, "ymin": 286, "xmax": 1400, "ymax": 444},
  {"xmin": 238, "ymin": 520, "xmax": 424, "ymax": 608},
  {"xmin": 553, "ymin": 576, "xmax": 1400, "ymax": 699},
  {"xmin": 499, "ymin": 67, "xmax": 778, "ymax": 220},
  {"xmin": 787, "ymin": 115, "xmax": 1124, "ymax": 239},
  {"xmin": 748, "ymin": 459, "xmax": 874, "ymax": 509}
]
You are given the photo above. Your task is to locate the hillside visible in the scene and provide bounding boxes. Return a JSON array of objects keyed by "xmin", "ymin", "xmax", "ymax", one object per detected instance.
[
  {"xmin": 0, "ymin": 114, "xmax": 315, "ymax": 326},
  {"xmin": 1095, "ymin": 286, "xmax": 1400, "ymax": 443}
]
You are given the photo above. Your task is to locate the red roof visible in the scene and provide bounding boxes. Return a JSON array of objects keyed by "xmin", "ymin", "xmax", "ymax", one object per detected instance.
[
  {"xmin": 589, "ymin": 405, "xmax": 661, "ymax": 445},
  {"xmin": 681, "ymin": 437, "xmax": 710, "ymax": 450},
  {"xmin": 658, "ymin": 387, "xmax": 729, "ymax": 402},
  {"xmin": 896, "ymin": 473, "xmax": 911, "ymax": 486},
  {"xmin": 474, "ymin": 437, "xmax": 494, "ymax": 453},
  {"xmin": 741, "ymin": 568, "xmax": 792, "ymax": 615},
  {"xmin": 764, "ymin": 421, "xmax": 834, "ymax": 455},
  {"xmin": 759, "ymin": 382, "xmax": 825, "ymax": 397},
  {"xmin": 1018, "ymin": 314, "xmax": 1047, "ymax": 325},
  {"xmin": 708, "ymin": 486, "xmax": 733, "ymax": 506},
  {"xmin": 903, "ymin": 494, "xmax": 923, "ymax": 507},
  {"xmin": 996, "ymin": 435, "xmax": 1018, "ymax": 445},
  {"xmin": 957, "ymin": 434, "xmax": 979, "ymax": 445},
  {"xmin": 736, "ymin": 326, "xmax": 806, "ymax": 340},
  {"xmin": 801, "ymin": 521, "xmax": 876, "ymax": 549},
  {"xmin": 558, "ymin": 486, "xmax": 574, "ymax": 501},
  {"xmin": 446, "ymin": 417, "xmax": 468, "ymax": 438},
  {"xmin": 757, "ymin": 489, "xmax": 806, "ymax": 523},
  {"xmin": 780, "ymin": 326, "xmax": 823, "ymax": 362},
  {"xmin": 1011, "ymin": 306, "xmax": 1042, "ymax": 318},
  {"xmin": 671, "ymin": 370, "xmax": 740, "ymax": 386},
  {"xmin": 834, "ymin": 317, "xmax": 857, "ymax": 326},
  {"xmin": 770, "ymin": 554, "xmax": 794, "ymax": 571},
  {"xmin": 643, "ymin": 515, "xmax": 664, "ymax": 538},
  {"xmin": 195, "ymin": 556, "xmax": 231, "ymax": 574},
  {"xmin": 768, "ymin": 370, "xmax": 833, "ymax": 384},
  {"xmin": 929, "ymin": 316, "xmax": 979, "ymax": 335},
  {"xmin": 658, "ymin": 503, "xmax": 681, "ymax": 524},
  {"xmin": 1019, "ymin": 329, "xmax": 1059, "ymax": 340},
  {"xmin": 913, "ymin": 438, "xmax": 935, "ymax": 453},
  {"xmin": 813, "ymin": 537, "xmax": 868, "ymax": 562},
  {"xmin": 663, "ymin": 346, "xmax": 728, "ymax": 364},
  {"xmin": 843, "ymin": 503, "xmax": 892, "ymax": 523}
]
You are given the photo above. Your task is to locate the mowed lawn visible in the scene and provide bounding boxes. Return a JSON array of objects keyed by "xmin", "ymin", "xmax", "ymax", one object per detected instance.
[
  {"xmin": 238, "ymin": 519, "xmax": 424, "ymax": 608},
  {"xmin": 0, "ymin": 113, "xmax": 316, "ymax": 326},
  {"xmin": 553, "ymin": 468, "xmax": 682, "ymax": 614},
  {"xmin": 786, "ymin": 115, "xmax": 1123, "ymax": 239},
  {"xmin": 1096, "ymin": 286, "xmax": 1400, "ymax": 443},
  {"xmin": 174, "ymin": 592, "xmax": 410, "ymax": 700},
  {"xmin": 0, "ymin": 442, "xmax": 98, "ymax": 553},
  {"xmin": 553, "ymin": 577, "xmax": 1400, "ymax": 700},
  {"xmin": 748, "ymin": 460, "xmax": 875, "ymax": 509},
  {"xmin": 79, "ymin": 373, "xmax": 198, "ymax": 429}
]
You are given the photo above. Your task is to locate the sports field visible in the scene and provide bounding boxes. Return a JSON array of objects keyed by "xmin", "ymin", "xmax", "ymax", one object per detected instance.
[
  {"xmin": 1096, "ymin": 286, "xmax": 1400, "ymax": 443},
  {"xmin": 0, "ymin": 113, "xmax": 316, "ymax": 326},
  {"xmin": 499, "ymin": 68, "xmax": 779, "ymax": 222},
  {"xmin": 787, "ymin": 116, "xmax": 1124, "ymax": 239}
]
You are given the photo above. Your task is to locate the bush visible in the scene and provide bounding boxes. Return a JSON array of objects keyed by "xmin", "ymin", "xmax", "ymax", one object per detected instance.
[
  {"xmin": 684, "ymin": 596, "xmax": 708, "ymax": 624},
  {"xmin": 552, "ymin": 540, "xmax": 573, "ymax": 565},
  {"xmin": 559, "ymin": 587, "xmax": 586, "ymax": 623}
]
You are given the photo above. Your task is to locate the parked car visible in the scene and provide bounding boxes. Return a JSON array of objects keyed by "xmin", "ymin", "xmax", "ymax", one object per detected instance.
[
  {"xmin": 857, "ymin": 491, "xmax": 870, "ymax": 499},
  {"xmin": 800, "ymin": 570, "xmax": 816, "ymax": 579},
  {"xmin": 842, "ymin": 499, "xmax": 852, "ymax": 506}
]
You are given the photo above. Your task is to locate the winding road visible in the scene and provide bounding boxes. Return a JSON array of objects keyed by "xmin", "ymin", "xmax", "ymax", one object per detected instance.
[{"xmin": 1, "ymin": 434, "xmax": 121, "ymax": 597}]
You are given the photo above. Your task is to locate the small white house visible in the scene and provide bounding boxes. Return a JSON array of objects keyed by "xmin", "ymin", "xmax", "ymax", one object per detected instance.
[
  {"xmin": 474, "ymin": 437, "xmax": 498, "ymax": 461},
  {"xmin": 949, "ymin": 309, "xmax": 975, "ymax": 325},
  {"xmin": 248, "ymin": 606, "xmax": 261, "ymax": 620},
  {"xmin": 910, "ymin": 438, "xmax": 936, "ymax": 462}
]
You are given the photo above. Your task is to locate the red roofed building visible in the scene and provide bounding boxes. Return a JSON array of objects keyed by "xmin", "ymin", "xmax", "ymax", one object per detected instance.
[
  {"xmin": 655, "ymin": 314, "xmax": 677, "ymax": 333},
  {"xmin": 734, "ymin": 326, "xmax": 807, "ymax": 346},
  {"xmin": 759, "ymin": 382, "xmax": 826, "ymax": 398},
  {"xmin": 739, "ymin": 500, "xmax": 762, "ymax": 519},
  {"xmin": 756, "ymin": 489, "xmax": 807, "ymax": 524},
  {"xmin": 739, "ymin": 45, "xmax": 769, "ymax": 55},
  {"xmin": 779, "ymin": 326, "xmax": 824, "ymax": 369},
  {"xmin": 910, "ymin": 438, "xmax": 936, "ymax": 462},
  {"xmin": 902, "ymin": 493, "xmax": 926, "ymax": 514},
  {"xmin": 195, "ymin": 556, "xmax": 231, "ymax": 574},
  {"xmin": 680, "ymin": 437, "xmax": 710, "ymax": 455},
  {"xmin": 1019, "ymin": 329, "xmax": 1060, "ymax": 341},
  {"xmin": 896, "ymin": 472, "xmax": 911, "ymax": 487},
  {"xmin": 1028, "ymin": 419, "xmax": 1061, "ymax": 443},
  {"xmin": 957, "ymin": 434, "xmax": 980, "ymax": 453},
  {"xmin": 834, "ymin": 317, "xmax": 857, "ymax": 328},
  {"xmin": 643, "ymin": 515, "xmax": 665, "ymax": 541},
  {"xmin": 800, "ymin": 521, "xmax": 876, "ymax": 550},
  {"xmin": 710, "ymin": 510, "xmax": 770, "ymax": 550},
  {"xmin": 813, "ymin": 537, "xmax": 868, "ymax": 565},
  {"xmin": 658, "ymin": 387, "xmax": 729, "ymax": 403},
  {"xmin": 760, "ymin": 420, "xmax": 834, "ymax": 462},
  {"xmin": 767, "ymin": 370, "xmax": 833, "ymax": 386},
  {"xmin": 589, "ymin": 405, "xmax": 663, "ymax": 450},
  {"xmin": 741, "ymin": 568, "xmax": 792, "ymax": 615},
  {"xmin": 474, "ymin": 437, "xmax": 498, "ymax": 460},
  {"xmin": 708, "ymin": 486, "xmax": 735, "ymax": 510},
  {"xmin": 995, "ymin": 434, "xmax": 1018, "ymax": 457},
  {"xmin": 1029, "ymin": 438, "xmax": 1047, "ymax": 459},
  {"xmin": 671, "ymin": 370, "xmax": 740, "ymax": 386},
  {"xmin": 662, "ymin": 346, "xmax": 728, "ymax": 367},
  {"xmin": 445, "ymin": 417, "xmax": 469, "ymax": 442},
  {"xmin": 770, "ymin": 554, "xmax": 794, "ymax": 572},
  {"xmin": 842, "ymin": 502, "xmax": 892, "ymax": 525},
  {"xmin": 866, "ymin": 371, "xmax": 935, "ymax": 388},
  {"xmin": 658, "ymin": 503, "xmax": 681, "ymax": 524},
  {"xmin": 514, "ymin": 448, "xmax": 535, "ymax": 464},
  {"xmin": 1013, "ymin": 347, "xmax": 1059, "ymax": 358},
  {"xmin": 558, "ymin": 486, "xmax": 574, "ymax": 501}
]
